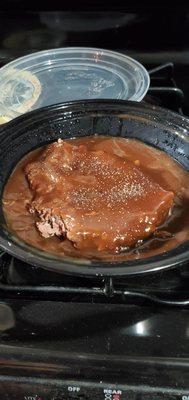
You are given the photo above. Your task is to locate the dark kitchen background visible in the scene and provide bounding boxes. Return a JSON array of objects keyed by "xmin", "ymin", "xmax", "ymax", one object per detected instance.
[{"xmin": 0, "ymin": 2, "xmax": 189, "ymax": 112}]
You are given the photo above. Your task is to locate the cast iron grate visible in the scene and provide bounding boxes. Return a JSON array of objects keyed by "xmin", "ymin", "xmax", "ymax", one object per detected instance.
[
  {"xmin": 146, "ymin": 62, "xmax": 184, "ymax": 113},
  {"xmin": 0, "ymin": 251, "xmax": 189, "ymax": 307}
]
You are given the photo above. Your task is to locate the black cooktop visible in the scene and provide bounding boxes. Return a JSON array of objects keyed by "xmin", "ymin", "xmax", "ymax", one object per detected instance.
[
  {"xmin": 0, "ymin": 61, "xmax": 189, "ymax": 399},
  {"xmin": 0, "ymin": 9, "xmax": 189, "ymax": 399}
]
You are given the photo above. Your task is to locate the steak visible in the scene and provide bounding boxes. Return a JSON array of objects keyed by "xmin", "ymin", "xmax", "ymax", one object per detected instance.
[{"xmin": 25, "ymin": 137, "xmax": 174, "ymax": 252}]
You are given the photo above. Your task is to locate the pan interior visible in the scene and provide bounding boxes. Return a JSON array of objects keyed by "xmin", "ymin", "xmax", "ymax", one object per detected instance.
[{"xmin": 0, "ymin": 100, "xmax": 189, "ymax": 276}]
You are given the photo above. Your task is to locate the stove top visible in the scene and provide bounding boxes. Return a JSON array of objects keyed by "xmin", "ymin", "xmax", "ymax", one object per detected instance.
[
  {"xmin": 0, "ymin": 62, "xmax": 189, "ymax": 399},
  {"xmin": 0, "ymin": 63, "xmax": 186, "ymax": 306},
  {"xmin": 0, "ymin": 10, "xmax": 189, "ymax": 399}
]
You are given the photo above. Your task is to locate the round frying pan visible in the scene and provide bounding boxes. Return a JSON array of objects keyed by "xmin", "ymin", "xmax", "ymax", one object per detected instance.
[{"xmin": 0, "ymin": 99, "xmax": 189, "ymax": 277}]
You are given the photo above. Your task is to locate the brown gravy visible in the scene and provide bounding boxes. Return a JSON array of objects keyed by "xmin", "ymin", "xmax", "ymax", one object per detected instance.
[{"xmin": 3, "ymin": 136, "xmax": 189, "ymax": 261}]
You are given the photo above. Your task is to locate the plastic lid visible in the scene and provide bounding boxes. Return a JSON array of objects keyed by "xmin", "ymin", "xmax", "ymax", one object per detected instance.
[{"xmin": 0, "ymin": 47, "xmax": 150, "ymax": 120}]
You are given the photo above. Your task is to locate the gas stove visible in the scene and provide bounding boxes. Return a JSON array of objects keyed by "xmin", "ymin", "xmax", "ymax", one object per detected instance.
[
  {"xmin": 0, "ymin": 61, "xmax": 188, "ymax": 400},
  {"xmin": 1, "ymin": 8, "xmax": 189, "ymax": 400}
]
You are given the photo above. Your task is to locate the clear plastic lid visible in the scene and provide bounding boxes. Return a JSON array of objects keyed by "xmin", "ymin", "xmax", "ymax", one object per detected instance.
[{"xmin": 0, "ymin": 47, "xmax": 150, "ymax": 120}]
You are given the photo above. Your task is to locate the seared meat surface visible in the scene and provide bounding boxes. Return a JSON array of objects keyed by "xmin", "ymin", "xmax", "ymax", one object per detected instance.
[{"xmin": 25, "ymin": 137, "xmax": 174, "ymax": 252}]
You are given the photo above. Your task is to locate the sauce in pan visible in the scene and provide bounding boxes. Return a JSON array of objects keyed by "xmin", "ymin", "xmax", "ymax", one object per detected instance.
[{"xmin": 3, "ymin": 136, "xmax": 189, "ymax": 261}]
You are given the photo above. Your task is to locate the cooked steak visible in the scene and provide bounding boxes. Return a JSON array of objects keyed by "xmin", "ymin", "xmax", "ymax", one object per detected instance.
[{"xmin": 25, "ymin": 138, "xmax": 174, "ymax": 252}]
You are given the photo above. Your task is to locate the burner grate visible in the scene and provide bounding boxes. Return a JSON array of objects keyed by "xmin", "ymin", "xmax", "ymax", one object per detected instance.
[
  {"xmin": 0, "ymin": 253, "xmax": 189, "ymax": 307},
  {"xmin": 146, "ymin": 62, "xmax": 184, "ymax": 113}
]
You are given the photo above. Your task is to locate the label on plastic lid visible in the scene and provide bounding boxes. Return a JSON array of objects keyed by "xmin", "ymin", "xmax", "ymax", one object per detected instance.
[{"xmin": 0, "ymin": 68, "xmax": 41, "ymax": 115}]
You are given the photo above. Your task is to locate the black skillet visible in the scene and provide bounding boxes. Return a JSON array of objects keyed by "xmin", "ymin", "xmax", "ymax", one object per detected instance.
[{"xmin": 0, "ymin": 99, "xmax": 189, "ymax": 277}]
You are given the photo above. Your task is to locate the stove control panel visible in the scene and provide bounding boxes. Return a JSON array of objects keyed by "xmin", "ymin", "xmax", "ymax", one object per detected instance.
[{"xmin": 0, "ymin": 379, "xmax": 188, "ymax": 400}]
